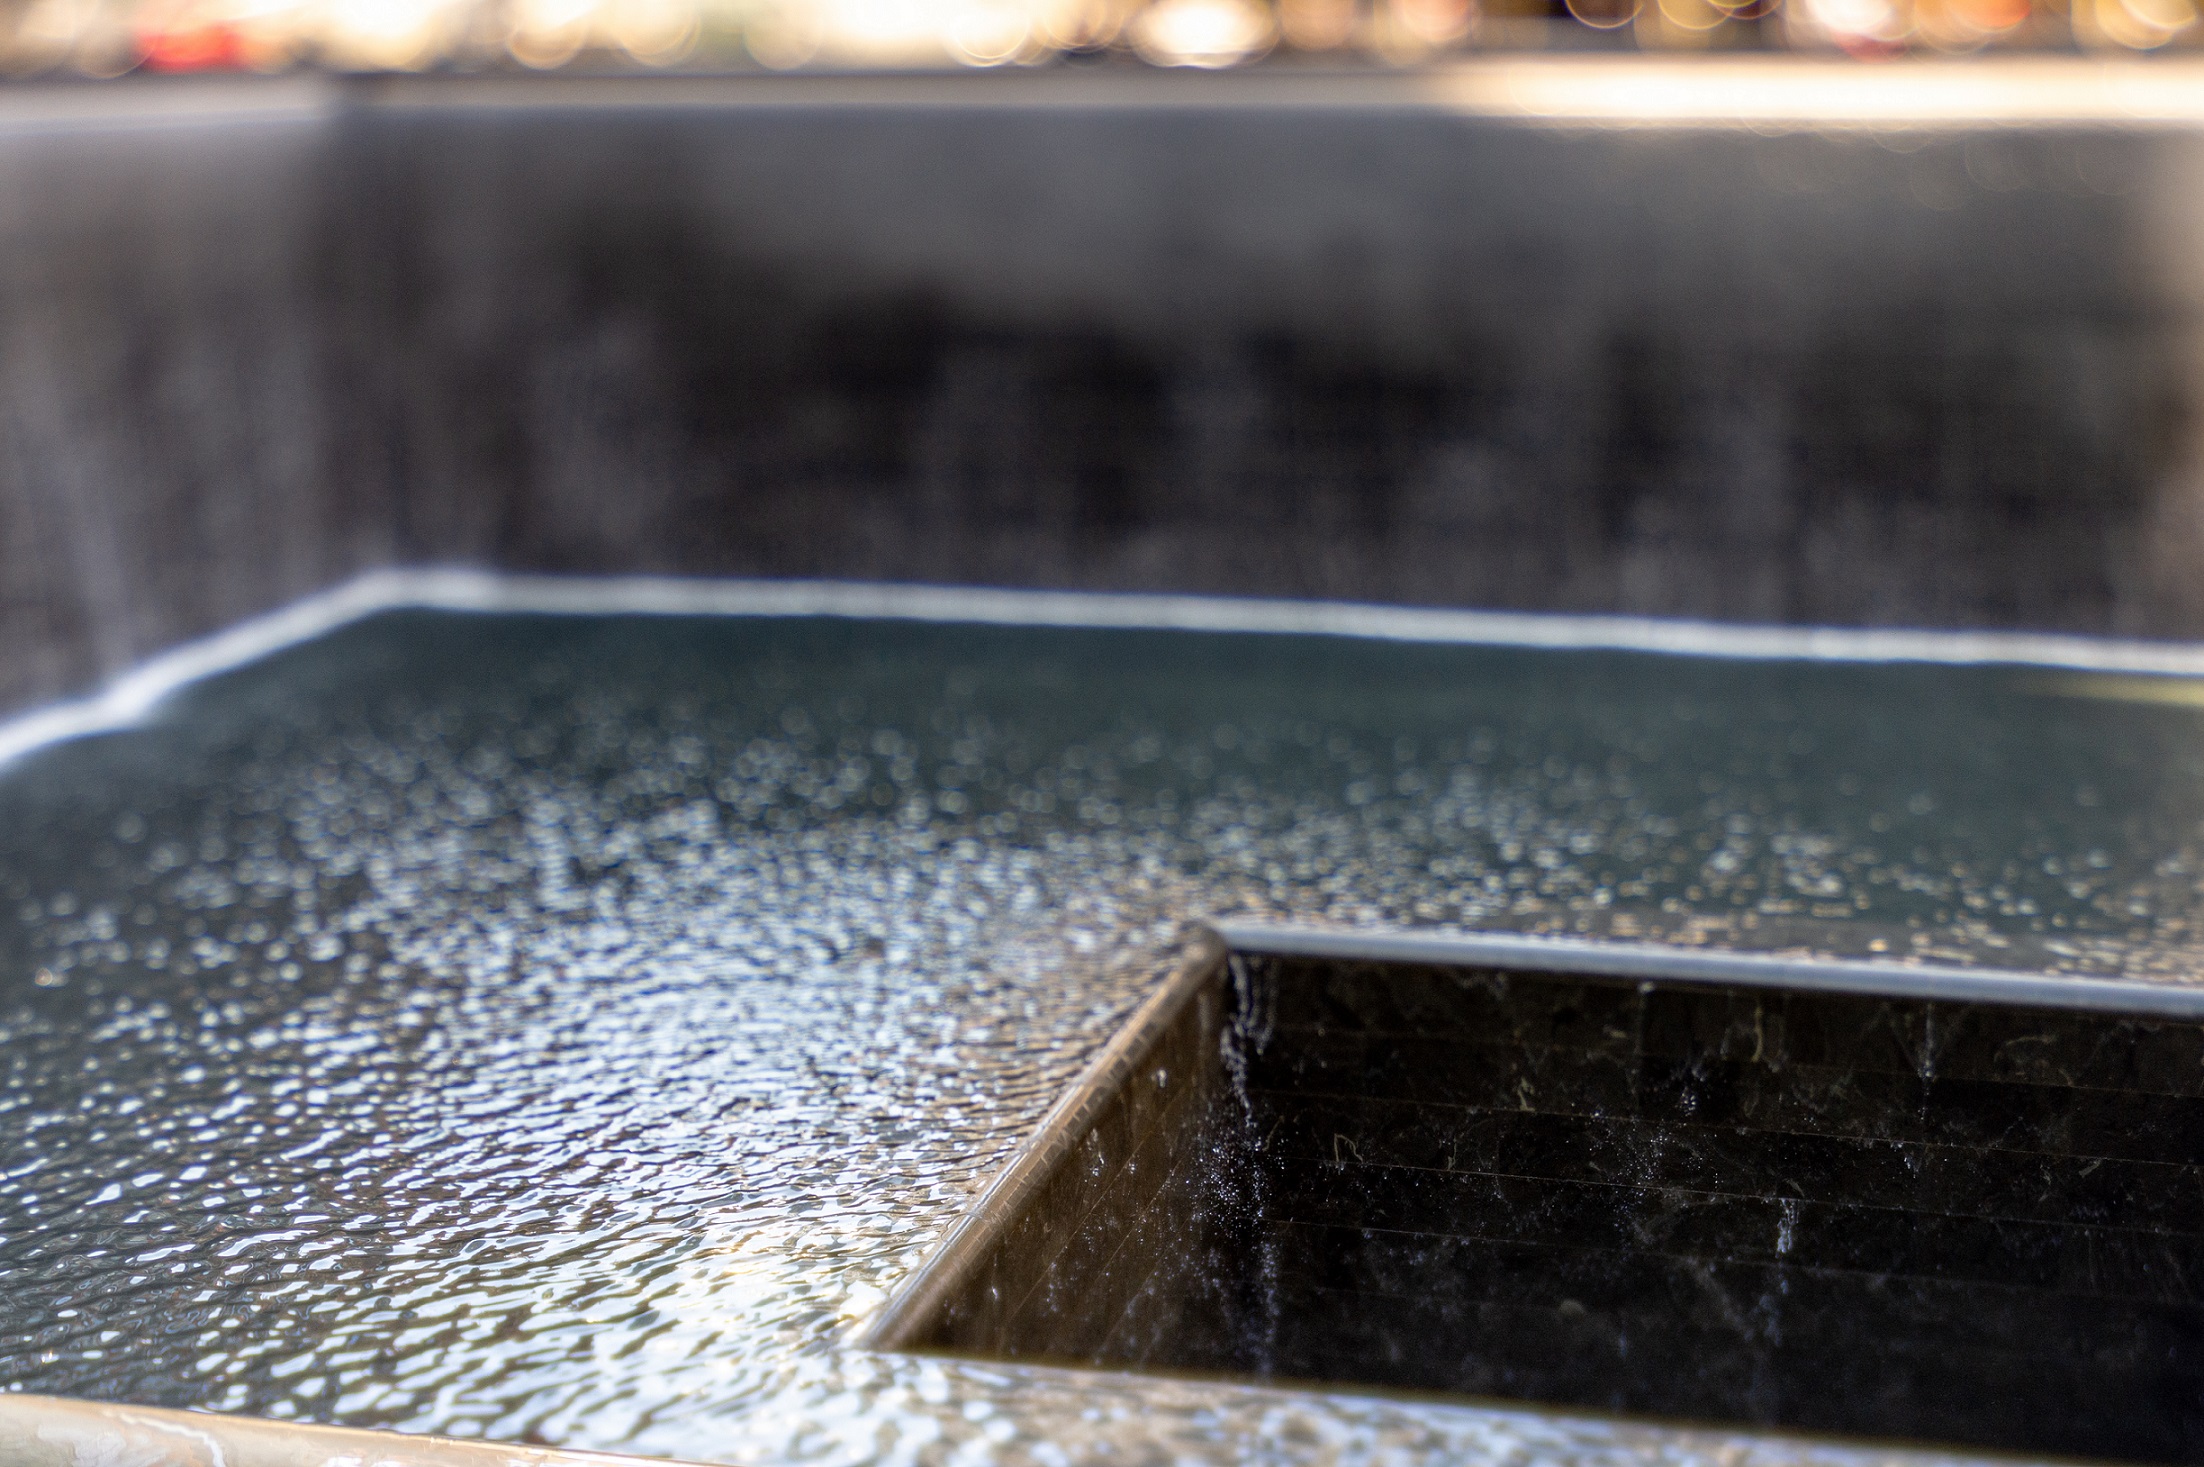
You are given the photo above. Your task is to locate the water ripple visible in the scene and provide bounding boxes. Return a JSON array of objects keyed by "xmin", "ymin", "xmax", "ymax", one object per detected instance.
[{"xmin": 2, "ymin": 611, "xmax": 2199, "ymax": 1464}]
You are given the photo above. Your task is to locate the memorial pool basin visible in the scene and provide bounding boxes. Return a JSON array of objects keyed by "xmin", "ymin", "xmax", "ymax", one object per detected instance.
[{"xmin": 8, "ymin": 583, "xmax": 2204, "ymax": 1465}]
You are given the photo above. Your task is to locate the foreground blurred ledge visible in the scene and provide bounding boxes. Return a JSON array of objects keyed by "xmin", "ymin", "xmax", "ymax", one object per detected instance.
[{"xmin": 0, "ymin": 1393, "xmax": 681, "ymax": 1467}]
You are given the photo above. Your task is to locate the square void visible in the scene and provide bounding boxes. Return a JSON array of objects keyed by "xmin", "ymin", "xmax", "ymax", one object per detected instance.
[{"xmin": 872, "ymin": 932, "xmax": 2204, "ymax": 1465}]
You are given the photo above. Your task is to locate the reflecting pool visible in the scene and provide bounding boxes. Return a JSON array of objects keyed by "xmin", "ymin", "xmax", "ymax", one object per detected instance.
[{"xmin": 3, "ymin": 608, "xmax": 2202, "ymax": 1464}]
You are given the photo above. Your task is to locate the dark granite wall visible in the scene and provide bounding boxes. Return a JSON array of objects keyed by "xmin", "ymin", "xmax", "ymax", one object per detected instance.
[
  {"xmin": 1231, "ymin": 955, "xmax": 2204, "ymax": 1462},
  {"xmin": 920, "ymin": 948, "xmax": 2204, "ymax": 1464},
  {"xmin": 3, "ymin": 72, "xmax": 2202, "ymax": 720}
]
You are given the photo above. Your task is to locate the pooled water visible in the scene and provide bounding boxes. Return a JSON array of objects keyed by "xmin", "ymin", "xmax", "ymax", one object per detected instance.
[{"xmin": 2, "ymin": 610, "xmax": 2201, "ymax": 1465}]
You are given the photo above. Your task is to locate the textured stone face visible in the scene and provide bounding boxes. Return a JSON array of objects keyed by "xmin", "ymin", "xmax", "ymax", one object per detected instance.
[
  {"xmin": 912, "ymin": 941, "xmax": 2204, "ymax": 1463},
  {"xmin": 4, "ymin": 76, "xmax": 2204, "ymax": 719}
]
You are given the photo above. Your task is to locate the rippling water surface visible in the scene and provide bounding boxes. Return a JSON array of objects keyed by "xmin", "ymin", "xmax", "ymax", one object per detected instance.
[{"xmin": 4, "ymin": 611, "xmax": 2203, "ymax": 1464}]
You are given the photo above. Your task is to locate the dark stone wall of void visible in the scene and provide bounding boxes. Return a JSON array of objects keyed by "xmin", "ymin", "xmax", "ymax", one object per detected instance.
[{"xmin": 1, "ymin": 70, "xmax": 2200, "ymax": 719}]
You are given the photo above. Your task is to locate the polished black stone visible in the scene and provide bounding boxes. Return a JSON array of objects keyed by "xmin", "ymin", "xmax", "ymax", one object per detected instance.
[{"xmin": 915, "ymin": 952, "xmax": 2204, "ymax": 1464}]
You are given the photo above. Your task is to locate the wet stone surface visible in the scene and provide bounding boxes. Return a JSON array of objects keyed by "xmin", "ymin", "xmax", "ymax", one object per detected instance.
[{"xmin": 4, "ymin": 610, "xmax": 2204, "ymax": 1463}]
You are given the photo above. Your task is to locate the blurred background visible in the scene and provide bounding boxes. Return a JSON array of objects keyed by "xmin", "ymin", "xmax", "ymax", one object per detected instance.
[
  {"xmin": 0, "ymin": 0, "xmax": 2194, "ymax": 83},
  {"xmin": 1, "ymin": 0, "xmax": 2202, "ymax": 738}
]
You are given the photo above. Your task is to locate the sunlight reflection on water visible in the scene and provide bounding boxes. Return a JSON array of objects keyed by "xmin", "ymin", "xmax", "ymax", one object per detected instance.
[{"xmin": 2, "ymin": 609, "xmax": 2200, "ymax": 1464}]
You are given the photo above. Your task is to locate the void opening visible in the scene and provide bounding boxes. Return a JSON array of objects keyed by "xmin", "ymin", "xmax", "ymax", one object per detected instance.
[{"xmin": 871, "ymin": 928, "xmax": 2204, "ymax": 1465}]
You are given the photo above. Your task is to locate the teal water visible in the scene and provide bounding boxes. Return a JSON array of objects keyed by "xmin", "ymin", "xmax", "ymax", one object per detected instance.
[{"xmin": 2, "ymin": 610, "xmax": 2201, "ymax": 1464}]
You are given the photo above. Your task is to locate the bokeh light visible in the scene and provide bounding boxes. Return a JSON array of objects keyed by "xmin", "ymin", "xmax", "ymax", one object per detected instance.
[{"xmin": 0, "ymin": 0, "xmax": 2197, "ymax": 86}]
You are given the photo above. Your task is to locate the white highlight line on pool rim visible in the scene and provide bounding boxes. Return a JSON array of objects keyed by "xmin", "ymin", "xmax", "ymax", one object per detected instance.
[
  {"xmin": 1218, "ymin": 921, "xmax": 2204, "ymax": 1018},
  {"xmin": 7, "ymin": 565, "xmax": 2204, "ymax": 772}
]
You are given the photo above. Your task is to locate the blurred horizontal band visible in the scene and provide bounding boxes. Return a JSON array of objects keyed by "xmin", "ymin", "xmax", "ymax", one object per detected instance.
[{"xmin": 2, "ymin": 59, "xmax": 2204, "ymax": 129}]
